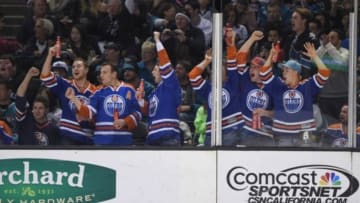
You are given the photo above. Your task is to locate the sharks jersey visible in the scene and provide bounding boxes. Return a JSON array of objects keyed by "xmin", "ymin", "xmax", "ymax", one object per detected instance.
[
  {"xmin": 260, "ymin": 65, "xmax": 330, "ymax": 135},
  {"xmin": 189, "ymin": 46, "xmax": 243, "ymax": 136},
  {"xmin": 41, "ymin": 72, "xmax": 96, "ymax": 144},
  {"xmin": 85, "ymin": 83, "xmax": 141, "ymax": 145},
  {"xmin": 146, "ymin": 41, "xmax": 181, "ymax": 142},
  {"xmin": 237, "ymin": 52, "xmax": 273, "ymax": 137}
]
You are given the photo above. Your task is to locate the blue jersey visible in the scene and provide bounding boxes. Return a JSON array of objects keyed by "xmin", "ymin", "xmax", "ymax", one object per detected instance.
[
  {"xmin": 237, "ymin": 52, "xmax": 273, "ymax": 137},
  {"xmin": 260, "ymin": 65, "xmax": 330, "ymax": 135},
  {"xmin": 189, "ymin": 46, "xmax": 243, "ymax": 136},
  {"xmin": 146, "ymin": 41, "xmax": 181, "ymax": 142},
  {"xmin": 41, "ymin": 73, "xmax": 96, "ymax": 144},
  {"xmin": 87, "ymin": 83, "xmax": 141, "ymax": 145}
]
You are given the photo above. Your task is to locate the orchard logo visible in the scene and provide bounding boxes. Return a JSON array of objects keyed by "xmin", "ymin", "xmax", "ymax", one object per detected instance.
[
  {"xmin": 227, "ymin": 165, "xmax": 359, "ymax": 203},
  {"xmin": 0, "ymin": 159, "xmax": 116, "ymax": 202}
]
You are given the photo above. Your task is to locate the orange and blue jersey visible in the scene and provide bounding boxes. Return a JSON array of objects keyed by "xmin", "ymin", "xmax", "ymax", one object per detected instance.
[
  {"xmin": 146, "ymin": 41, "xmax": 181, "ymax": 143},
  {"xmin": 189, "ymin": 45, "xmax": 243, "ymax": 137},
  {"xmin": 78, "ymin": 83, "xmax": 141, "ymax": 145},
  {"xmin": 260, "ymin": 64, "xmax": 330, "ymax": 135},
  {"xmin": 237, "ymin": 52, "xmax": 273, "ymax": 137},
  {"xmin": 41, "ymin": 73, "xmax": 97, "ymax": 144}
]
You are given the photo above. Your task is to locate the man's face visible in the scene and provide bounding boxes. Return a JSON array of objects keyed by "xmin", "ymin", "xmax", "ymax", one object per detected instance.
[
  {"xmin": 72, "ymin": 60, "xmax": 88, "ymax": 80},
  {"xmin": 268, "ymin": 30, "xmax": 280, "ymax": 43},
  {"xmin": 123, "ymin": 69, "xmax": 137, "ymax": 83},
  {"xmin": 328, "ymin": 31, "xmax": 341, "ymax": 48},
  {"xmin": 100, "ymin": 65, "xmax": 114, "ymax": 86},
  {"xmin": 175, "ymin": 64, "xmax": 187, "ymax": 79},
  {"xmin": 34, "ymin": 19, "xmax": 47, "ymax": 39},
  {"xmin": 107, "ymin": 0, "xmax": 121, "ymax": 16},
  {"xmin": 339, "ymin": 105, "xmax": 348, "ymax": 124},
  {"xmin": 267, "ymin": 6, "xmax": 280, "ymax": 22},
  {"xmin": 282, "ymin": 67, "xmax": 299, "ymax": 86},
  {"xmin": 175, "ymin": 16, "xmax": 189, "ymax": 31},
  {"xmin": 33, "ymin": 0, "xmax": 47, "ymax": 18},
  {"xmin": 70, "ymin": 27, "xmax": 81, "ymax": 43},
  {"xmin": 249, "ymin": 63, "xmax": 261, "ymax": 83},
  {"xmin": 104, "ymin": 48, "xmax": 120, "ymax": 62},
  {"xmin": 141, "ymin": 48, "xmax": 156, "ymax": 62},
  {"xmin": 32, "ymin": 101, "xmax": 47, "ymax": 122},
  {"xmin": 291, "ymin": 11, "xmax": 306, "ymax": 33}
]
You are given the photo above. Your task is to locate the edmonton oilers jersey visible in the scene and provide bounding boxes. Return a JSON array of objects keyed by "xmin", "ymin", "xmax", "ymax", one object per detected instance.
[
  {"xmin": 189, "ymin": 46, "xmax": 243, "ymax": 136},
  {"xmin": 88, "ymin": 83, "xmax": 141, "ymax": 145},
  {"xmin": 260, "ymin": 66, "xmax": 329, "ymax": 135},
  {"xmin": 41, "ymin": 73, "xmax": 96, "ymax": 144},
  {"xmin": 146, "ymin": 42, "xmax": 181, "ymax": 142},
  {"xmin": 237, "ymin": 52, "xmax": 272, "ymax": 137}
]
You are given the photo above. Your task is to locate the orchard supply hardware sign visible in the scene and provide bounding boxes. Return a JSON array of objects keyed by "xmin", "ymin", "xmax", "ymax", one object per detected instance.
[
  {"xmin": 227, "ymin": 165, "xmax": 359, "ymax": 203},
  {"xmin": 0, "ymin": 159, "xmax": 116, "ymax": 203}
]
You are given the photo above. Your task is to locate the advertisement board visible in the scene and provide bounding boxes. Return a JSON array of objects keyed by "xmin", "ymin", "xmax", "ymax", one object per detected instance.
[
  {"xmin": 218, "ymin": 151, "xmax": 359, "ymax": 203},
  {"xmin": 0, "ymin": 150, "xmax": 216, "ymax": 203}
]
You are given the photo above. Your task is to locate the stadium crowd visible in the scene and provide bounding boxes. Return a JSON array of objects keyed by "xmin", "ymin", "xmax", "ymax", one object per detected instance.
[{"xmin": 0, "ymin": 0, "xmax": 359, "ymax": 147}]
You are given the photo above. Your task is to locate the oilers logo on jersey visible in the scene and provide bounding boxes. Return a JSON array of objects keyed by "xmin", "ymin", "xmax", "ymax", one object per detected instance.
[
  {"xmin": 68, "ymin": 95, "xmax": 90, "ymax": 112},
  {"xmin": 246, "ymin": 89, "xmax": 269, "ymax": 111},
  {"xmin": 149, "ymin": 95, "xmax": 159, "ymax": 117},
  {"xmin": 103, "ymin": 94, "xmax": 125, "ymax": 117},
  {"xmin": 283, "ymin": 90, "xmax": 304, "ymax": 114},
  {"xmin": 208, "ymin": 89, "xmax": 231, "ymax": 109}
]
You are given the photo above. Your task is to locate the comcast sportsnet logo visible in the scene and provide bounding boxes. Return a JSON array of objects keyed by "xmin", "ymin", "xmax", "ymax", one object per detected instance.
[{"xmin": 227, "ymin": 165, "xmax": 359, "ymax": 203}]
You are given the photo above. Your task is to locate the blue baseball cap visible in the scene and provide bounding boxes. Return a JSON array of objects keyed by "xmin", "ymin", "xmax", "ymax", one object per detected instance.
[{"xmin": 279, "ymin": 60, "xmax": 302, "ymax": 74}]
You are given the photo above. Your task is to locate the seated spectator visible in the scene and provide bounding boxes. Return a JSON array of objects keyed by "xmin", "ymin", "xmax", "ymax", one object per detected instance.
[
  {"xmin": 22, "ymin": 18, "xmax": 55, "ymax": 68},
  {"xmin": 320, "ymin": 105, "xmax": 360, "ymax": 147},
  {"xmin": 137, "ymin": 40, "xmax": 157, "ymax": 86},
  {"xmin": 317, "ymin": 29, "xmax": 349, "ymax": 122},
  {"xmin": 0, "ymin": 120, "xmax": 16, "ymax": 145},
  {"xmin": 198, "ymin": 0, "xmax": 215, "ymax": 22},
  {"xmin": 0, "ymin": 54, "xmax": 26, "ymax": 94},
  {"xmin": 232, "ymin": 0, "xmax": 257, "ymax": 33},
  {"xmin": 223, "ymin": 4, "xmax": 248, "ymax": 48},
  {"xmin": 161, "ymin": 11, "xmax": 206, "ymax": 66},
  {"xmin": 16, "ymin": 67, "xmax": 61, "ymax": 145},
  {"xmin": 89, "ymin": 41, "xmax": 125, "ymax": 83},
  {"xmin": 78, "ymin": 0, "xmax": 107, "ymax": 37},
  {"xmin": 51, "ymin": 61, "xmax": 69, "ymax": 78},
  {"xmin": 66, "ymin": 24, "xmax": 100, "ymax": 62},
  {"xmin": 122, "ymin": 62, "xmax": 154, "ymax": 102},
  {"xmin": 184, "ymin": 0, "xmax": 212, "ymax": 48},
  {"xmin": 17, "ymin": 0, "xmax": 50, "ymax": 45},
  {"xmin": 0, "ymin": 80, "xmax": 17, "ymax": 136},
  {"xmin": 151, "ymin": 1, "xmax": 177, "ymax": 32},
  {"xmin": 97, "ymin": 0, "xmax": 135, "ymax": 51}
]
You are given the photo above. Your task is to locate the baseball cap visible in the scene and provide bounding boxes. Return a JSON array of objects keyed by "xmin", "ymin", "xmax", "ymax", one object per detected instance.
[
  {"xmin": 122, "ymin": 63, "xmax": 139, "ymax": 74},
  {"xmin": 52, "ymin": 61, "xmax": 69, "ymax": 72},
  {"xmin": 104, "ymin": 42, "xmax": 121, "ymax": 51},
  {"xmin": 251, "ymin": 56, "xmax": 265, "ymax": 67},
  {"xmin": 279, "ymin": 59, "xmax": 302, "ymax": 74}
]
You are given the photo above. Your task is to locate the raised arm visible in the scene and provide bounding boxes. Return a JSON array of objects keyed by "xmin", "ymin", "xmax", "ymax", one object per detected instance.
[
  {"xmin": 16, "ymin": 67, "xmax": 40, "ymax": 97},
  {"xmin": 303, "ymin": 42, "xmax": 329, "ymax": 72},
  {"xmin": 41, "ymin": 46, "xmax": 57, "ymax": 77},
  {"xmin": 238, "ymin": 31, "xmax": 264, "ymax": 53}
]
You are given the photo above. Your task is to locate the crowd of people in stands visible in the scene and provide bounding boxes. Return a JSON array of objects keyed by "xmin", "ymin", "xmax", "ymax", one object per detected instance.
[{"xmin": 0, "ymin": 0, "xmax": 359, "ymax": 147}]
